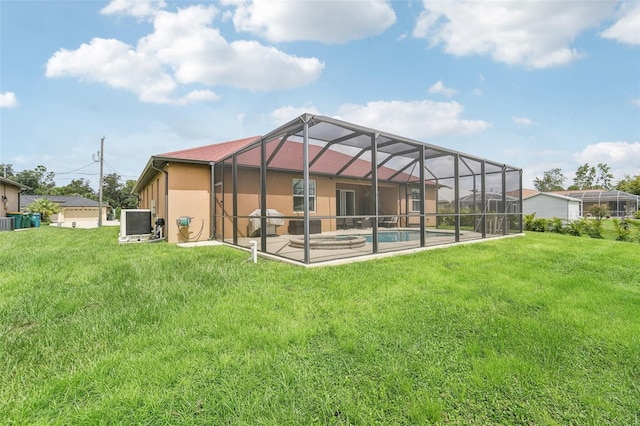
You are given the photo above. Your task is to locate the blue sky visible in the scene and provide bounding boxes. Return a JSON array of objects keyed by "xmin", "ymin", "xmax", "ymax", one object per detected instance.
[{"xmin": 1, "ymin": 0, "xmax": 639, "ymax": 190}]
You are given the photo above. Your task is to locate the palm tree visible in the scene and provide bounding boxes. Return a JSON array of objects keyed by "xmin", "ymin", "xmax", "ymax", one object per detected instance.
[{"xmin": 25, "ymin": 198, "xmax": 60, "ymax": 223}]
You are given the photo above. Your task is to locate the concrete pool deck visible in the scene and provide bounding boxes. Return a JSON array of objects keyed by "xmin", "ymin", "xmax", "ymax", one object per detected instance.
[{"xmin": 227, "ymin": 228, "xmax": 524, "ymax": 267}]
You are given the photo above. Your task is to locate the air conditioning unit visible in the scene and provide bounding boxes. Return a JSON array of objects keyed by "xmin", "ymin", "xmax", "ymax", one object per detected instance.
[{"xmin": 119, "ymin": 209, "xmax": 152, "ymax": 240}]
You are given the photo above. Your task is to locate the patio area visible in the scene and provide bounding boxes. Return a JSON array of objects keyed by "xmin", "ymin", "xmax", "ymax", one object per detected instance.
[
  {"xmin": 213, "ymin": 113, "xmax": 522, "ymax": 265},
  {"xmin": 232, "ymin": 226, "xmax": 504, "ymax": 265}
]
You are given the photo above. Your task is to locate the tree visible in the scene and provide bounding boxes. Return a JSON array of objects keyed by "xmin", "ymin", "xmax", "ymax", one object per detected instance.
[
  {"xmin": 14, "ymin": 165, "xmax": 56, "ymax": 195},
  {"xmin": 102, "ymin": 173, "xmax": 139, "ymax": 212},
  {"xmin": 569, "ymin": 163, "xmax": 596, "ymax": 190},
  {"xmin": 0, "ymin": 163, "xmax": 15, "ymax": 178},
  {"xmin": 569, "ymin": 163, "xmax": 614, "ymax": 190},
  {"xmin": 595, "ymin": 163, "xmax": 614, "ymax": 190},
  {"xmin": 616, "ymin": 174, "xmax": 640, "ymax": 196},
  {"xmin": 121, "ymin": 179, "xmax": 139, "ymax": 209},
  {"xmin": 533, "ymin": 168, "xmax": 566, "ymax": 192},
  {"xmin": 55, "ymin": 178, "xmax": 97, "ymax": 199},
  {"xmin": 24, "ymin": 198, "xmax": 60, "ymax": 222}
]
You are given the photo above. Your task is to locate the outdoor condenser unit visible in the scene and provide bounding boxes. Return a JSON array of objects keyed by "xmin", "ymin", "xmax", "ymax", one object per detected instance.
[{"xmin": 119, "ymin": 209, "xmax": 153, "ymax": 238}]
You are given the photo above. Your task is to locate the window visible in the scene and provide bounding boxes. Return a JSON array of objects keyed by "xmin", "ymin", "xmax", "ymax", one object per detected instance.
[
  {"xmin": 411, "ymin": 187, "xmax": 421, "ymax": 212},
  {"xmin": 293, "ymin": 179, "xmax": 316, "ymax": 213}
]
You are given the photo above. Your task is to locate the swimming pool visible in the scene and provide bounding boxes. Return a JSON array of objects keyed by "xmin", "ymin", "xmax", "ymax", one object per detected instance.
[{"xmin": 339, "ymin": 230, "xmax": 455, "ymax": 243}]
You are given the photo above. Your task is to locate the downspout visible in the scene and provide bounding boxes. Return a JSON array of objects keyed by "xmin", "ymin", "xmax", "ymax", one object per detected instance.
[
  {"xmin": 210, "ymin": 162, "xmax": 215, "ymax": 239},
  {"xmin": 151, "ymin": 159, "xmax": 169, "ymax": 232}
]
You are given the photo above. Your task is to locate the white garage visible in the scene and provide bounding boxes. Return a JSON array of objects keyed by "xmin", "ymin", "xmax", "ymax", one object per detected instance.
[{"xmin": 523, "ymin": 192, "xmax": 582, "ymax": 221}]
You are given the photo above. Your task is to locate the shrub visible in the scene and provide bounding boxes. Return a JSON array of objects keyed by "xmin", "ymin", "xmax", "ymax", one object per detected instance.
[
  {"xmin": 524, "ymin": 213, "xmax": 536, "ymax": 231},
  {"xmin": 589, "ymin": 204, "xmax": 610, "ymax": 220},
  {"xmin": 532, "ymin": 218, "xmax": 548, "ymax": 232},
  {"xmin": 565, "ymin": 219, "xmax": 584, "ymax": 237},
  {"xmin": 626, "ymin": 219, "xmax": 640, "ymax": 242},
  {"xmin": 548, "ymin": 217, "xmax": 566, "ymax": 234},
  {"xmin": 612, "ymin": 219, "xmax": 631, "ymax": 242},
  {"xmin": 584, "ymin": 218, "xmax": 604, "ymax": 239}
]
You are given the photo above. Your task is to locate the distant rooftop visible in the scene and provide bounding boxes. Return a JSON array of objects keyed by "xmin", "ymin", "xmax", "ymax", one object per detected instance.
[{"xmin": 20, "ymin": 195, "xmax": 109, "ymax": 209}]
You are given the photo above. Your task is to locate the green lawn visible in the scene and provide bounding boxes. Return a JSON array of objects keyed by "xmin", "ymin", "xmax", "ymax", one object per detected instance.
[{"xmin": 1, "ymin": 226, "xmax": 639, "ymax": 424}]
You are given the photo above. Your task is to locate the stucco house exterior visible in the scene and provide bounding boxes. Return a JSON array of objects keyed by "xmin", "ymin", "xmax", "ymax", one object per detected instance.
[
  {"xmin": 134, "ymin": 114, "xmax": 522, "ymax": 265},
  {"xmin": 20, "ymin": 195, "xmax": 111, "ymax": 227},
  {"xmin": 1, "ymin": 176, "xmax": 28, "ymax": 217},
  {"xmin": 1, "ymin": 177, "xmax": 30, "ymax": 230},
  {"xmin": 523, "ymin": 191, "xmax": 582, "ymax": 221}
]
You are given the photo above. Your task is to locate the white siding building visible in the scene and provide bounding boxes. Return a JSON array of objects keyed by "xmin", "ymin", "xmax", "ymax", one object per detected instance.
[{"xmin": 523, "ymin": 192, "xmax": 582, "ymax": 221}]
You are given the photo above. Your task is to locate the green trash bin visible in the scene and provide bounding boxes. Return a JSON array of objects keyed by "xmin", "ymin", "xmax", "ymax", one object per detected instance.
[
  {"xmin": 31, "ymin": 213, "xmax": 41, "ymax": 228},
  {"xmin": 23, "ymin": 214, "xmax": 32, "ymax": 228},
  {"xmin": 7, "ymin": 213, "xmax": 22, "ymax": 229}
]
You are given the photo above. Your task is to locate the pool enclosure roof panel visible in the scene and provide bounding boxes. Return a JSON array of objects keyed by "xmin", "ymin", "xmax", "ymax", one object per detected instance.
[
  {"xmin": 226, "ymin": 113, "xmax": 520, "ymax": 178},
  {"xmin": 554, "ymin": 190, "xmax": 640, "ymax": 202}
]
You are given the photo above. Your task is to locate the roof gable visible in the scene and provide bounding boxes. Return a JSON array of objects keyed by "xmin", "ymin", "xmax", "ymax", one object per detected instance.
[
  {"xmin": 524, "ymin": 192, "xmax": 582, "ymax": 202},
  {"xmin": 0, "ymin": 176, "xmax": 31, "ymax": 190}
]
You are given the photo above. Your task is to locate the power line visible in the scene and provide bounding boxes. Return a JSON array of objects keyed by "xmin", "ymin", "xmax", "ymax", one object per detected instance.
[
  {"xmin": 104, "ymin": 160, "xmax": 121, "ymax": 175},
  {"xmin": 55, "ymin": 162, "xmax": 97, "ymax": 175}
]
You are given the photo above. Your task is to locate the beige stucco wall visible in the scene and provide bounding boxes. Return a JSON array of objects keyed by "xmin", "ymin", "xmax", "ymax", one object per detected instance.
[
  {"xmin": 1, "ymin": 183, "xmax": 20, "ymax": 217},
  {"xmin": 138, "ymin": 166, "xmax": 169, "ymax": 239},
  {"xmin": 218, "ymin": 168, "xmax": 437, "ymax": 239},
  {"xmin": 167, "ymin": 163, "xmax": 211, "ymax": 243},
  {"xmin": 138, "ymin": 160, "xmax": 439, "ymax": 243}
]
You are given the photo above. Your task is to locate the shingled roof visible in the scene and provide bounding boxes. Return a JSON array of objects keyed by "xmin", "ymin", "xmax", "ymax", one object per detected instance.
[
  {"xmin": 20, "ymin": 195, "xmax": 109, "ymax": 209},
  {"xmin": 146, "ymin": 137, "xmax": 425, "ymax": 184},
  {"xmin": 0, "ymin": 176, "xmax": 31, "ymax": 190},
  {"xmin": 157, "ymin": 136, "xmax": 260, "ymax": 163}
]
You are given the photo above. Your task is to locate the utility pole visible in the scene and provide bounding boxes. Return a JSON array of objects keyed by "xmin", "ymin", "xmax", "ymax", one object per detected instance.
[{"xmin": 98, "ymin": 137, "xmax": 105, "ymax": 227}]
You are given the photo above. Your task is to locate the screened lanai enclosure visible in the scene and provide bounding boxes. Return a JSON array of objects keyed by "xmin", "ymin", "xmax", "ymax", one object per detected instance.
[
  {"xmin": 213, "ymin": 114, "xmax": 522, "ymax": 265},
  {"xmin": 555, "ymin": 190, "xmax": 639, "ymax": 218}
]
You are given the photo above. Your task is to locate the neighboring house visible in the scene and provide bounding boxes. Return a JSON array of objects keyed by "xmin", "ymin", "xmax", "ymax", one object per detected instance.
[
  {"xmin": 1, "ymin": 176, "xmax": 30, "ymax": 217},
  {"xmin": 553, "ymin": 189, "xmax": 640, "ymax": 217},
  {"xmin": 134, "ymin": 113, "xmax": 522, "ymax": 264},
  {"xmin": 20, "ymin": 195, "xmax": 111, "ymax": 227},
  {"xmin": 523, "ymin": 191, "xmax": 582, "ymax": 221},
  {"xmin": 1, "ymin": 177, "xmax": 31, "ymax": 230}
]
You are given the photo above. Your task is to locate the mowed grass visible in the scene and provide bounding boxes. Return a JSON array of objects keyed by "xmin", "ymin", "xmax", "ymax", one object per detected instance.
[{"xmin": 1, "ymin": 227, "xmax": 639, "ymax": 424}]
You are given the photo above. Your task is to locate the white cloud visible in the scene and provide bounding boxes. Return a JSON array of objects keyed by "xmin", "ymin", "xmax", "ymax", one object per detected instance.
[
  {"xmin": 269, "ymin": 99, "xmax": 490, "ymax": 140},
  {"xmin": 513, "ymin": 117, "xmax": 534, "ymax": 126},
  {"xmin": 46, "ymin": 38, "xmax": 178, "ymax": 104},
  {"xmin": 574, "ymin": 142, "xmax": 640, "ymax": 180},
  {"xmin": 0, "ymin": 92, "xmax": 19, "ymax": 108},
  {"xmin": 428, "ymin": 81, "xmax": 457, "ymax": 98},
  {"xmin": 226, "ymin": 0, "xmax": 396, "ymax": 43},
  {"xmin": 175, "ymin": 90, "xmax": 220, "ymax": 105},
  {"xmin": 413, "ymin": 1, "xmax": 615, "ymax": 69},
  {"xmin": 472, "ymin": 88, "xmax": 483, "ymax": 97},
  {"xmin": 574, "ymin": 141, "xmax": 640, "ymax": 166},
  {"xmin": 270, "ymin": 105, "xmax": 322, "ymax": 125},
  {"xmin": 600, "ymin": 2, "xmax": 640, "ymax": 45},
  {"xmin": 100, "ymin": 0, "xmax": 166, "ymax": 19},
  {"xmin": 633, "ymin": 98, "xmax": 640, "ymax": 107},
  {"xmin": 46, "ymin": 4, "xmax": 324, "ymax": 104},
  {"xmin": 335, "ymin": 99, "xmax": 491, "ymax": 139}
]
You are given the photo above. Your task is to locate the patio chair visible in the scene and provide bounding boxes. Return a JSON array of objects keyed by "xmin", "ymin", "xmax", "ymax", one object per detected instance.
[
  {"xmin": 380, "ymin": 216, "xmax": 398, "ymax": 228},
  {"xmin": 356, "ymin": 217, "xmax": 371, "ymax": 229},
  {"xmin": 342, "ymin": 218, "xmax": 355, "ymax": 229}
]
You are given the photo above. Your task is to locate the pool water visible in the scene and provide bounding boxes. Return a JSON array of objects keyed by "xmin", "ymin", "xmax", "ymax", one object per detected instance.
[{"xmin": 340, "ymin": 230, "xmax": 454, "ymax": 243}]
